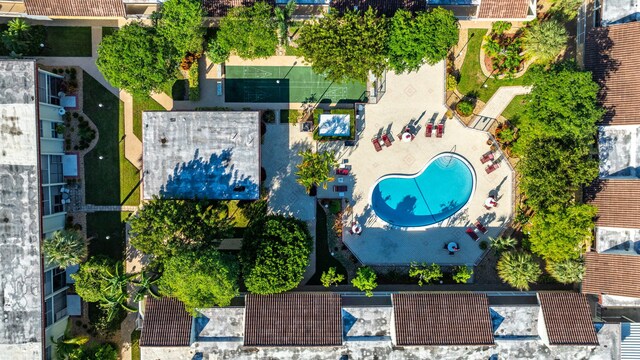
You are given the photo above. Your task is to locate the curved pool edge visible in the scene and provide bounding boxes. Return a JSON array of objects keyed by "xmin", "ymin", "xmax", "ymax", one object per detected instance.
[{"xmin": 368, "ymin": 152, "xmax": 477, "ymax": 231}]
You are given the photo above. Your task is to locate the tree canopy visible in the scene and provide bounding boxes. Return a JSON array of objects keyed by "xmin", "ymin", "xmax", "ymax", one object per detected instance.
[
  {"xmin": 159, "ymin": 248, "xmax": 239, "ymax": 312},
  {"xmin": 240, "ymin": 215, "xmax": 313, "ymax": 294},
  {"xmin": 527, "ymin": 204, "xmax": 597, "ymax": 263},
  {"xmin": 43, "ymin": 229, "xmax": 88, "ymax": 268},
  {"xmin": 387, "ymin": 8, "xmax": 459, "ymax": 72},
  {"xmin": 523, "ymin": 20, "xmax": 568, "ymax": 64},
  {"xmin": 497, "ymin": 251, "xmax": 541, "ymax": 291},
  {"xmin": 97, "ymin": 23, "xmax": 177, "ymax": 95},
  {"xmin": 155, "ymin": 0, "xmax": 205, "ymax": 56},
  {"xmin": 129, "ymin": 197, "xmax": 232, "ymax": 260},
  {"xmin": 295, "ymin": 149, "xmax": 337, "ymax": 192},
  {"xmin": 1, "ymin": 18, "xmax": 45, "ymax": 56},
  {"xmin": 546, "ymin": 259, "xmax": 585, "ymax": 284},
  {"xmin": 298, "ymin": 8, "xmax": 388, "ymax": 82},
  {"xmin": 351, "ymin": 266, "xmax": 377, "ymax": 297},
  {"xmin": 211, "ymin": 1, "xmax": 278, "ymax": 61}
]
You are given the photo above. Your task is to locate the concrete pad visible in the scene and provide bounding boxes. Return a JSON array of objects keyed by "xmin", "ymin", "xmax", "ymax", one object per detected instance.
[{"xmin": 316, "ymin": 64, "xmax": 514, "ymax": 266}]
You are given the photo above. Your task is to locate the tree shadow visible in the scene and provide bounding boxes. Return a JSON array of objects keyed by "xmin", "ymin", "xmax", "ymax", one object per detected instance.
[{"xmin": 160, "ymin": 148, "xmax": 259, "ymax": 200}]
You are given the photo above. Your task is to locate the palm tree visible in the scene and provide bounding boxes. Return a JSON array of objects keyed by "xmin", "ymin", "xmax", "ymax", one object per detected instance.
[
  {"xmin": 497, "ymin": 251, "xmax": 541, "ymax": 291},
  {"xmin": 2, "ymin": 18, "xmax": 32, "ymax": 57},
  {"xmin": 489, "ymin": 236, "xmax": 517, "ymax": 253},
  {"xmin": 133, "ymin": 271, "xmax": 161, "ymax": 302},
  {"xmin": 546, "ymin": 259, "xmax": 584, "ymax": 284},
  {"xmin": 295, "ymin": 149, "xmax": 337, "ymax": 192},
  {"xmin": 523, "ymin": 20, "xmax": 568, "ymax": 64},
  {"xmin": 274, "ymin": 0, "xmax": 296, "ymax": 46},
  {"xmin": 43, "ymin": 230, "xmax": 88, "ymax": 268}
]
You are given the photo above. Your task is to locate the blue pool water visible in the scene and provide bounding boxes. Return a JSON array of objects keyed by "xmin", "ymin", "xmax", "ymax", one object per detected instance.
[{"xmin": 371, "ymin": 154, "xmax": 474, "ymax": 227}]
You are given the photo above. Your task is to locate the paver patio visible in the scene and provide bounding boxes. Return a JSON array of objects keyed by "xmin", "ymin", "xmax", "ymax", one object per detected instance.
[{"xmin": 316, "ymin": 64, "xmax": 514, "ymax": 266}]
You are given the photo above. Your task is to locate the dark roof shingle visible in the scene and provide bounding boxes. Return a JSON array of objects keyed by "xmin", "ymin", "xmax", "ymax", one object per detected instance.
[
  {"xmin": 583, "ymin": 252, "xmax": 640, "ymax": 298},
  {"xmin": 585, "ymin": 179, "xmax": 640, "ymax": 228},
  {"xmin": 392, "ymin": 293, "xmax": 494, "ymax": 346},
  {"xmin": 244, "ymin": 293, "xmax": 342, "ymax": 346},
  {"xmin": 538, "ymin": 292, "xmax": 599, "ymax": 345},
  {"xmin": 24, "ymin": 0, "xmax": 126, "ymax": 17},
  {"xmin": 140, "ymin": 298, "xmax": 193, "ymax": 347},
  {"xmin": 477, "ymin": 0, "xmax": 530, "ymax": 19},
  {"xmin": 585, "ymin": 22, "xmax": 640, "ymax": 126},
  {"xmin": 330, "ymin": 0, "xmax": 426, "ymax": 15}
]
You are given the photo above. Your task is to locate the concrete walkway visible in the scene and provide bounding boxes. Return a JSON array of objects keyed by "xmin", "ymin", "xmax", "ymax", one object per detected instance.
[{"xmin": 470, "ymin": 86, "xmax": 531, "ymax": 130}]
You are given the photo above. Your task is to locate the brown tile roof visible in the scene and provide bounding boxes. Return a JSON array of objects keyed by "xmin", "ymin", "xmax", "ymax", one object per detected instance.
[
  {"xmin": 140, "ymin": 297, "xmax": 193, "ymax": 347},
  {"xmin": 477, "ymin": 0, "xmax": 530, "ymax": 19},
  {"xmin": 538, "ymin": 292, "xmax": 599, "ymax": 345},
  {"xmin": 201, "ymin": 0, "xmax": 275, "ymax": 17},
  {"xmin": 330, "ymin": 0, "xmax": 426, "ymax": 15},
  {"xmin": 583, "ymin": 252, "xmax": 640, "ymax": 298},
  {"xmin": 244, "ymin": 293, "xmax": 342, "ymax": 346},
  {"xmin": 585, "ymin": 22, "xmax": 640, "ymax": 126},
  {"xmin": 585, "ymin": 179, "xmax": 640, "ymax": 228},
  {"xmin": 24, "ymin": 0, "xmax": 125, "ymax": 17},
  {"xmin": 392, "ymin": 293, "xmax": 494, "ymax": 346}
]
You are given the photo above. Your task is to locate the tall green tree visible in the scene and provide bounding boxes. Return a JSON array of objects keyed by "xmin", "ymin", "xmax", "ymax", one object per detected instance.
[
  {"xmin": 409, "ymin": 262, "xmax": 443, "ymax": 286},
  {"xmin": 387, "ymin": 8, "xmax": 459, "ymax": 72},
  {"xmin": 160, "ymin": 249, "xmax": 239, "ymax": 312},
  {"xmin": 527, "ymin": 204, "xmax": 597, "ymax": 263},
  {"xmin": 129, "ymin": 197, "xmax": 233, "ymax": 260},
  {"xmin": 352, "ymin": 267, "xmax": 377, "ymax": 297},
  {"xmin": 298, "ymin": 8, "xmax": 388, "ymax": 82},
  {"xmin": 43, "ymin": 229, "xmax": 88, "ymax": 268},
  {"xmin": 97, "ymin": 23, "xmax": 177, "ymax": 95},
  {"xmin": 523, "ymin": 20, "xmax": 568, "ymax": 64},
  {"xmin": 1, "ymin": 18, "xmax": 45, "ymax": 56},
  {"xmin": 155, "ymin": 0, "xmax": 205, "ymax": 56},
  {"xmin": 211, "ymin": 2, "xmax": 278, "ymax": 61},
  {"xmin": 295, "ymin": 149, "xmax": 337, "ymax": 192},
  {"xmin": 241, "ymin": 215, "xmax": 313, "ymax": 294},
  {"xmin": 275, "ymin": 0, "xmax": 297, "ymax": 46},
  {"xmin": 497, "ymin": 251, "xmax": 541, "ymax": 291}
]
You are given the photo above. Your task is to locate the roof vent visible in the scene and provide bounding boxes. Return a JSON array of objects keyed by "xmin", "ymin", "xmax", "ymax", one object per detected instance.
[
  {"xmin": 170, "ymin": 117, "xmax": 176, "ymax": 122},
  {"xmin": 160, "ymin": 136, "xmax": 168, "ymax": 145}
]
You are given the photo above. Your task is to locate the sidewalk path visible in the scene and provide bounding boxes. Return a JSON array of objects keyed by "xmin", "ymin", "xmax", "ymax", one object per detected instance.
[{"xmin": 470, "ymin": 86, "xmax": 531, "ymax": 130}]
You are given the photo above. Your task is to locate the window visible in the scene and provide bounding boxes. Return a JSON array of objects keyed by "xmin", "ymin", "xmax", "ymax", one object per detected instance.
[
  {"xmin": 44, "ymin": 292, "xmax": 68, "ymax": 327},
  {"xmin": 41, "ymin": 155, "xmax": 63, "ymax": 185},
  {"xmin": 45, "ymin": 345, "xmax": 52, "ymax": 360},
  {"xmin": 42, "ymin": 187, "xmax": 51, "ymax": 216},
  {"xmin": 41, "ymin": 185, "xmax": 64, "ymax": 216},
  {"xmin": 45, "ymin": 298, "xmax": 53, "ymax": 327},
  {"xmin": 53, "ymin": 267, "xmax": 66, "ymax": 293}
]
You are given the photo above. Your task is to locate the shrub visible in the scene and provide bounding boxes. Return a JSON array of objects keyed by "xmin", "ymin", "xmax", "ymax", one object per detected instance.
[
  {"xmin": 409, "ymin": 262, "xmax": 443, "ymax": 286},
  {"xmin": 491, "ymin": 21, "xmax": 512, "ymax": 35},
  {"xmin": 446, "ymin": 74, "xmax": 457, "ymax": 91},
  {"xmin": 188, "ymin": 59, "xmax": 200, "ymax": 101},
  {"xmin": 262, "ymin": 110, "xmax": 276, "ymax": 123},
  {"xmin": 352, "ymin": 267, "xmax": 377, "ymax": 297},
  {"xmin": 479, "ymin": 240, "xmax": 489, "ymax": 250},
  {"xmin": 489, "ymin": 236, "xmax": 517, "ymax": 253},
  {"xmin": 206, "ymin": 38, "xmax": 230, "ymax": 64},
  {"xmin": 453, "ymin": 266, "xmax": 473, "ymax": 284},
  {"xmin": 546, "ymin": 259, "xmax": 584, "ymax": 284},
  {"xmin": 496, "ymin": 126, "xmax": 517, "ymax": 144},
  {"xmin": 328, "ymin": 200, "xmax": 341, "ymax": 214},
  {"xmin": 321, "ymin": 267, "xmax": 345, "ymax": 287},
  {"xmin": 456, "ymin": 100, "xmax": 474, "ymax": 116}
]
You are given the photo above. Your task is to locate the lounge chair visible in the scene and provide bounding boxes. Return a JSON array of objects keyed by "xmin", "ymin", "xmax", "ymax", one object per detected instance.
[
  {"xmin": 336, "ymin": 168, "xmax": 349, "ymax": 176},
  {"xmin": 333, "ymin": 185, "xmax": 348, "ymax": 192},
  {"xmin": 480, "ymin": 152, "xmax": 494, "ymax": 164},
  {"xmin": 372, "ymin": 137, "xmax": 382, "ymax": 152},
  {"xmin": 425, "ymin": 123, "xmax": 433, "ymax": 137},
  {"xmin": 382, "ymin": 134, "xmax": 392, "ymax": 147},
  {"xmin": 466, "ymin": 227, "xmax": 479, "ymax": 241},
  {"xmin": 485, "ymin": 162, "xmax": 500, "ymax": 174},
  {"xmin": 436, "ymin": 123, "xmax": 444, "ymax": 138},
  {"xmin": 475, "ymin": 221, "xmax": 488, "ymax": 234}
]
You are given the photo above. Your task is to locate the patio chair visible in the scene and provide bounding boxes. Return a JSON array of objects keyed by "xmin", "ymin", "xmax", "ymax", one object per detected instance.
[
  {"xmin": 436, "ymin": 123, "xmax": 444, "ymax": 138},
  {"xmin": 425, "ymin": 123, "xmax": 433, "ymax": 137},
  {"xmin": 372, "ymin": 137, "xmax": 382, "ymax": 152},
  {"xmin": 382, "ymin": 134, "xmax": 392, "ymax": 147},
  {"xmin": 485, "ymin": 162, "xmax": 500, "ymax": 174},
  {"xmin": 475, "ymin": 220, "xmax": 488, "ymax": 234},
  {"xmin": 480, "ymin": 151, "xmax": 494, "ymax": 164},
  {"xmin": 336, "ymin": 168, "xmax": 350, "ymax": 176},
  {"xmin": 333, "ymin": 185, "xmax": 348, "ymax": 192},
  {"xmin": 465, "ymin": 227, "xmax": 479, "ymax": 241}
]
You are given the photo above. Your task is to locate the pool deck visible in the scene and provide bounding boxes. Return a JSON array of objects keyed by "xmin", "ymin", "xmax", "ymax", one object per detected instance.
[{"xmin": 316, "ymin": 64, "xmax": 514, "ymax": 266}]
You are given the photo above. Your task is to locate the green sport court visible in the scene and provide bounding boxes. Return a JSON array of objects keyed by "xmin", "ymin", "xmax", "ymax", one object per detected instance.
[{"xmin": 225, "ymin": 66, "xmax": 367, "ymax": 103}]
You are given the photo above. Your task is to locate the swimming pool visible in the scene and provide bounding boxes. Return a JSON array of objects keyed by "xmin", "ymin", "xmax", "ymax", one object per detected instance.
[{"xmin": 370, "ymin": 153, "xmax": 475, "ymax": 228}]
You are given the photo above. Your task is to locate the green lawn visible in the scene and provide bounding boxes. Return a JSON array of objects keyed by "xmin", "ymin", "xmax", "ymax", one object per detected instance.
[
  {"xmin": 132, "ymin": 95, "xmax": 165, "ymax": 140},
  {"xmin": 131, "ymin": 330, "xmax": 141, "ymax": 360},
  {"xmin": 307, "ymin": 203, "xmax": 348, "ymax": 285},
  {"xmin": 83, "ymin": 72, "xmax": 141, "ymax": 206},
  {"xmin": 501, "ymin": 94, "xmax": 528, "ymax": 126},
  {"xmin": 42, "ymin": 27, "xmax": 92, "ymax": 57},
  {"xmin": 86, "ymin": 212, "xmax": 131, "ymax": 260},
  {"xmin": 225, "ymin": 66, "xmax": 366, "ymax": 103},
  {"xmin": 457, "ymin": 29, "xmax": 533, "ymax": 102}
]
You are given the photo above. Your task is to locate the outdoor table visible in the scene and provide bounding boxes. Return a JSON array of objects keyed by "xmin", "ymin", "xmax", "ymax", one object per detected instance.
[
  {"xmin": 351, "ymin": 223, "xmax": 362, "ymax": 235},
  {"xmin": 402, "ymin": 132, "xmax": 413, "ymax": 142},
  {"xmin": 447, "ymin": 242, "xmax": 459, "ymax": 252},
  {"xmin": 485, "ymin": 197, "xmax": 497, "ymax": 207}
]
